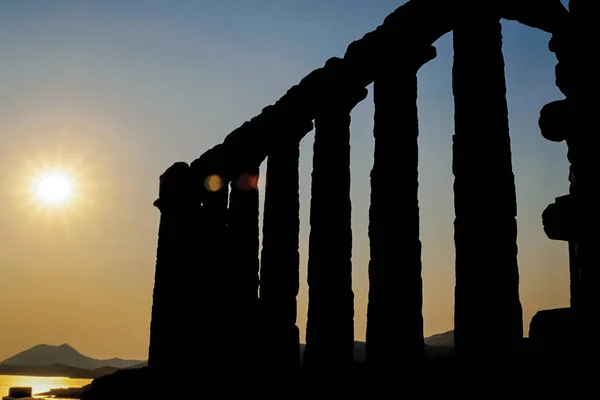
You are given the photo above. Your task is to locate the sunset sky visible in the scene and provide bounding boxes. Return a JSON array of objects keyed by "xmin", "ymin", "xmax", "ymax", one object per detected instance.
[{"xmin": 0, "ymin": 0, "xmax": 571, "ymax": 361}]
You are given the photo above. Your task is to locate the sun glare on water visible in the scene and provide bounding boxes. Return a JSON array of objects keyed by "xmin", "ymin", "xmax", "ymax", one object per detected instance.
[{"xmin": 32, "ymin": 171, "xmax": 74, "ymax": 207}]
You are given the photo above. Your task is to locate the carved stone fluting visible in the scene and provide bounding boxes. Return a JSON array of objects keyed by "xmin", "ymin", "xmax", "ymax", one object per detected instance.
[
  {"xmin": 148, "ymin": 162, "xmax": 198, "ymax": 373},
  {"xmin": 303, "ymin": 58, "xmax": 367, "ymax": 369},
  {"xmin": 452, "ymin": 18, "xmax": 523, "ymax": 357},
  {"xmin": 539, "ymin": 0, "xmax": 600, "ymax": 341},
  {"xmin": 365, "ymin": 45, "xmax": 436, "ymax": 367},
  {"xmin": 259, "ymin": 120, "xmax": 313, "ymax": 370},
  {"xmin": 226, "ymin": 165, "xmax": 261, "ymax": 367},
  {"xmin": 189, "ymin": 145, "xmax": 231, "ymax": 368}
]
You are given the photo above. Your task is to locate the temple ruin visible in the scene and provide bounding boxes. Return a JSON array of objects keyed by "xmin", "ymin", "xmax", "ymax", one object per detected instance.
[{"xmin": 147, "ymin": 0, "xmax": 598, "ymax": 372}]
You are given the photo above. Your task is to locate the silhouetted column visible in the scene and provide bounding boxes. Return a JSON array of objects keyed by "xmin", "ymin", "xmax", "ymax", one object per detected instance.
[
  {"xmin": 259, "ymin": 143, "xmax": 301, "ymax": 369},
  {"xmin": 568, "ymin": 242, "xmax": 583, "ymax": 310},
  {"xmin": 366, "ymin": 45, "xmax": 436, "ymax": 367},
  {"xmin": 190, "ymin": 145, "xmax": 230, "ymax": 368},
  {"xmin": 259, "ymin": 121, "xmax": 313, "ymax": 369},
  {"xmin": 148, "ymin": 162, "xmax": 197, "ymax": 372},
  {"xmin": 304, "ymin": 59, "xmax": 367, "ymax": 368},
  {"xmin": 226, "ymin": 166, "xmax": 260, "ymax": 366},
  {"xmin": 452, "ymin": 18, "xmax": 523, "ymax": 356},
  {"xmin": 539, "ymin": 0, "xmax": 600, "ymax": 347},
  {"xmin": 567, "ymin": 0, "xmax": 600, "ymax": 339}
]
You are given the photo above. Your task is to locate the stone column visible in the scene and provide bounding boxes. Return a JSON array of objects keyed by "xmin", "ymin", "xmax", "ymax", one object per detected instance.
[
  {"xmin": 190, "ymin": 145, "xmax": 230, "ymax": 368},
  {"xmin": 539, "ymin": 0, "xmax": 600, "ymax": 347},
  {"xmin": 303, "ymin": 58, "xmax": 367, "ymax": 368},
  {"xmin": 565, "ymin": 0, "xmax": 600, "ymax": 339},
  {"xmin": 452, "ymin": 18, "xmax": 523, "ymax": 356},
  {"xmin": 366, "ymin": 45, "xmax": 436, "ymax": 367},
  {"xmin": 148, "ymin": 162, "xmax": 197, "ymax": 371},
  {"xmin": 226, "ymin": 167, "xmax": 260, "ymax": 367},
  {"xmin": 259, "ymin": 121, "xmax": 312, "ymax": 370}
]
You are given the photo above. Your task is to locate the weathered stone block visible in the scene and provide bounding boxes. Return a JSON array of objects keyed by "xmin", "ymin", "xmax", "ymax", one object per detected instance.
[{"xmin": 8, "ymin": 387, "xmax": 32, "ymax": 399}]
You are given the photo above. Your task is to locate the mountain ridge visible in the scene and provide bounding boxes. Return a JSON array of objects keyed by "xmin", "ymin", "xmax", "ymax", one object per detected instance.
[
  {"xmin": 2, "ymin": 331, "xmax": 454, "ymax": 372},
  {"xmin": 2, "ymin": 343, "xmax": 143, "ymax": 370},
  {"xmin": 298, "ymin": 330, "xmax": 455, "ymax": 362},
  {"xmin": 424, "ymin": 330, "xmax": 454, "ymax": 347}
]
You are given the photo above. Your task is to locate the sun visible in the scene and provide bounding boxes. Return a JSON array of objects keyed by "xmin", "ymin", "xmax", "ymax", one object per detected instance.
[{"xmin": 32, "ymin": 171, "xmax": 74, "ymax": 206}]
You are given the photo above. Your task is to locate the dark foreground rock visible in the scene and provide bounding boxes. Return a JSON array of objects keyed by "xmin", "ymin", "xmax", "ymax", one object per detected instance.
[
  {"xmin": 77, "ymin": 352, "xmax": 588, "ymax": 399},
  {"xmin": 37, "ymin": 385, "xmax": 92, "ymax": 399},
  {"xmin": 80, "ymin": 368, "xmax": 150, "ymax": 400}
]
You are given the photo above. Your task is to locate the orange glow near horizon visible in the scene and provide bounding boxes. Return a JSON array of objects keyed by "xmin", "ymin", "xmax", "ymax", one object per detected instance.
[
  {"xmin": 0, "ymin": 375, "xmax": 92, "ymax": 398},
  {"xmin": 0, "ymin": 108, "xmax": 159, "ymax": 362}
]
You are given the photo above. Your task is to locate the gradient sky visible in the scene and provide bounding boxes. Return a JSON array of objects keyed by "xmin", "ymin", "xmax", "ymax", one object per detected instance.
[{"xmin": 0, "ymin": 0, "xmax": 572, "ymax": 361}]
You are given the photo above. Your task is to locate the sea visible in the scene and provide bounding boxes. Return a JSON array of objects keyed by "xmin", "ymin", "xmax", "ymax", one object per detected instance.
[{"xmin": 0, "ymin": 375, "xmax": 92, "ymax": 399}]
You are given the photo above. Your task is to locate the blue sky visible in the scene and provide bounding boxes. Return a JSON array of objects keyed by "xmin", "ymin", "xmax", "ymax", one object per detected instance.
[{"xmin": 0, "ymin": 1, "xmax": 571, "ymax": 359}]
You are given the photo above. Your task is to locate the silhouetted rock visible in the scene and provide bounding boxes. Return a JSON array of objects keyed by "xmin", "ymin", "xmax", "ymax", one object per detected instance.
[
  {"xmin": 37, "ymin": 385, "xmax": 91, "ymax": 399},
  {"xmin": 452, "ymin": 17, "xmax": 523, "ymax": 357},
  {"xmin": 80, "ymin": 367, "xmax": 150, "ymax": 400},
  {"xmin": 6, "ymin": 387, "xmax": 31, "ymax": 399},
  {"xmin": 366, "ymin": 44, "xmax": 436, "ymax": 367}
]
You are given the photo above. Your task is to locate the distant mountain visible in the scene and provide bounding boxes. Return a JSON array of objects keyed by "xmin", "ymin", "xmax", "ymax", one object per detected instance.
[
  {"xmin": 3, "ymin": 332, "xmax": 454, "ymax": 373},
  {"xmin": 424, "ymin": 330, "xmax": 455, "ymax": 358},
  {"xmin": 2, "ymin": 343, "xmax": 144, "ymax": 370},
  {"xmin": 298, "ymin": 331, "xmax": 455, "ymax": 362},
  {"xmin": 299, "ymin": 342, "xmax": 366, "ymax": 363},
  {"xmin": 425, "ymin": 330, "xmax": 454, "ymax": 347},
  {"xmin": 128, "ymin": 361, "xmax": 148, "ymax": 369}
]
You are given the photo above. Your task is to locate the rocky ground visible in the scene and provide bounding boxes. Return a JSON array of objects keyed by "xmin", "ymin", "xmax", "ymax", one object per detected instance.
[{"xmin": 74, "ymin": 352, "xmax": 586, "ymax": 399}]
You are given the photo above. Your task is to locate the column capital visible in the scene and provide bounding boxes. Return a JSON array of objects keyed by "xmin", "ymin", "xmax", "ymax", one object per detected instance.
[
  {"xmin": 542, "ymin": 195, "xmax": 575, "ymax": 241},
  {"xmin": 153, "ymin": 162, "xmax": 193, "ymax": 212},
  {"xmin": 190, "ymin": 145, "xmax": 230, "ymax": 193},
  {"xmin": 318, "ymin": 58, "xmax": 367, "ymax": 111},
  {"xmin": 539, "ymin": 99, "xmax": 574, "ymax": 143}
]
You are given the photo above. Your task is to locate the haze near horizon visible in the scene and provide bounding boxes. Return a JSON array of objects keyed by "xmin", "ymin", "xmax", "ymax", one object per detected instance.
[{"xmin": 0, "ymin": 0, "xmax": 571, "ymax": 361}]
